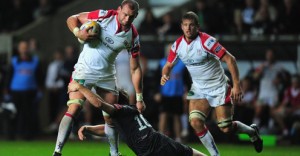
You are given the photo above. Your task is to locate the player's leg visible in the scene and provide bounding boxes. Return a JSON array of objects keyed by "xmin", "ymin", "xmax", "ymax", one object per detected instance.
[
  {"xmin": 158, "ymin": 96, "xmax": 169, "ymax": 135},
  {"xmin": 189, "ymin": 99, "xmax": 220, "ymax": 156},
  {"xmin": 215, "ymin": 104, "xmax": 263, "ymax": 153},
  {"xmin": 53, "ymin": 91, "xmax": 85, "ymax": 156},
  {"xmin": 96, "ymin": 87, "xmax": 119, "ymax": 156}
]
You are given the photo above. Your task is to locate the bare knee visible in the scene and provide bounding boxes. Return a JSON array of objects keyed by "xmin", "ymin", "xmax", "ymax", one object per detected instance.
[{"xmin": 219, "ymin": 127, "xmax": 232, "ymax": 134}]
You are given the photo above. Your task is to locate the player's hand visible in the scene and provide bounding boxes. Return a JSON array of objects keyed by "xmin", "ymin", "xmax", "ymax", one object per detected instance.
[
  {"xmin": 230, "ymin": 85, "xmax": 243, "ymax": 104},
  {"xmin": 136, "ymin": 101, "xmax": 146, "ymax": 113},
  {"xmin": 78, "ymin": 27, "xmax": 98, "ymax": 41},
  {"xmin": 160, "ymin": 75, "xmax": 169, "ymax": 86},
  {"xmin": 67, "ymin": 81, "xmax": 80, "ymax": 93},
  {"xmin": 78, "ymin": 126, "xmax": 86, "ymax": 140}
]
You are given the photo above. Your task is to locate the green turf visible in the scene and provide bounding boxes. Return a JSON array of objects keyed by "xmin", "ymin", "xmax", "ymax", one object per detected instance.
[{"xmin": 0, "ymin": 140, "xmax": 299, "ymax": 156}]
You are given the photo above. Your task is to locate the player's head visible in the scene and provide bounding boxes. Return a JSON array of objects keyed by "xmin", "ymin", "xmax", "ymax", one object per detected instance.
[
  {"xmin": 118, "ymin": 89, "xmax": 130, "ymax": 104},
  {"xmin": 18, "ymin": 40, "xmax": 29, "ymax": 56},
  {"xmin": 118, "ymin": 0, "xmax": 139, "ymax": 27},
  {"xmin": 181, "ymin": 11, "xmax": 200, "ymax": 39}
]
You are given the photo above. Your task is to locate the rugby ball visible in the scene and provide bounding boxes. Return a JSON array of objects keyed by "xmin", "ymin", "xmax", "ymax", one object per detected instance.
[{"xmin": 78, "ymin": 21, "xmax": 101, "ymax": 47}]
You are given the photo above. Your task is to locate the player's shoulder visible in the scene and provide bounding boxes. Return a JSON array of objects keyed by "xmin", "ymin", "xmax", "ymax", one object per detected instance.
[
  {"xmin": 88, "ymin": 9, "xmax": 117, "ymax": 20},
  {"xmin": 199, "ymin": 32, "xmax": 217, "ymax": 50},
  {"xmin": 171, "ymin": 36, "xmax": 184, "ymax": 52}
]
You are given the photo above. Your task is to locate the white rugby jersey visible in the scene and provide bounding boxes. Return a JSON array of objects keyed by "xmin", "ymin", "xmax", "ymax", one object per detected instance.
[
  {"xmin": 74, "ymin": 9, "xmax": 140, "ymax": 81},
  {"xmin": 168, "ymin": 32, "xmax": 228, "ymax": 90}
]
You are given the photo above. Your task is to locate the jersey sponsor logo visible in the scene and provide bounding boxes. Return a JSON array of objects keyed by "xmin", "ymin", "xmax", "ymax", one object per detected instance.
[
  {"xmin": 105, "ymin": 37, "xmax": 114, "ymax": 44},
  {"xmin": 204, "ymin": 37, "xmax": 216, "ymax": 50},
  {"xmin": 187, "ymin": 59, "xmax": 194, "ymax": 63},
  {"xmin": 214, "ymin": 45, "xmax": 222, "ymax": 53}
]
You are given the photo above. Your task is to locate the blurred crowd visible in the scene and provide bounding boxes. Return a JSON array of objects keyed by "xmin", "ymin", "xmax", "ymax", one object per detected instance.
[
  {"xmin": 0, "ymin": 0, "xmax": 73, "ymax": 33},
  {"xmin": 0, "ymin": 0, "xmax": 300, "ymax": 145}
]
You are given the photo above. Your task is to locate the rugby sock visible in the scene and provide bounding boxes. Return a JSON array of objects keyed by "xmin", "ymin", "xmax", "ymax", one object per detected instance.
[
  {"xmin": 105, "ymin": 123, "xmax": 119, "ymax": 156},
  {"xmin": 197, "ymin": 128, "xmax": 220, "ymax": 156},
  {"xmin": 54, "ymin": 112, "xmax": 74, "ymax": 153},
  {"xmin": 233, "ymin": 121, "xmax": 255, "ymax": 137},
  {"xmin": 181, "ymin": 114, "xmax": 189, "ymax": 132}
]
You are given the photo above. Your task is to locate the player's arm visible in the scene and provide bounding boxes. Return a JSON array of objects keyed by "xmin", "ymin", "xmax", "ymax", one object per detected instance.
[
  {"xmin": 78, "ymin": 125, "xmax": 105, "ymax": 140},
  {"xmin": 68, "ymin": 81, "xmax": 116, "ymax": 114},
  {"xmin": 221, "ymin": 51, "xmax": 243, "ymax": 104},
  {"xmin": 130, "ymin": 55, "xmax": 146, "ymax": 113},
  {"xmin": 66, "ymin": 12, "xmax": 97, "ymax": 41},
  {"xmin": 161, "ymin": 61, "xmax": 175, "ymax": 85}
]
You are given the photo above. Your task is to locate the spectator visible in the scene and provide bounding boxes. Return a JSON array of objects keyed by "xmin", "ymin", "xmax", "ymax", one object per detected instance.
[
  {"xmin": 154, "ymin": 44, "xmax": 189, "ymax": 142},
  {"xmin": 157, "ymin": 13, "xmax": 181, "ymax": 37},
  {"xmin": 234, "ymin": 0, "xmax": 256, "ymax": 34},
  {"xmin": 138, "ymin": 7, "xmax": 161, "ymax": 35},
  {"xmin": 44, "ymin": 50, "xmax": 65, "ymax": 132},
  {"xmin": 253, "ymin": 49, "xmax": 284, "ymax": 132},
  {"xmin": 33, "ymin": 0, "xmax": 54, "ymax": 20},
  {"xmin": 251, "ymin": 5, "xmax": 273, "ymax": 35},
  {"xmin": 276, "ymin": 0, "xmax": 300, "ymax": 34},
  {"xmin": 272, "ymin": 74, "xmax": 300, "ymax": 136},
  {"xmin": 4, "ymin": 40, "xmax": 43, "ymax": 140}
]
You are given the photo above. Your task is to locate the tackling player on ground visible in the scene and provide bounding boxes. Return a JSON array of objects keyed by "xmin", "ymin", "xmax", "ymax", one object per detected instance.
[
  {"xmin": 53, "ymin": 1, "xmax": 145, "ymax": 156},
  {"xmin": 68, "ymin": 80, "xmax": 206, "ymax": 156},
  {"xmin": 161, "ymin": 11, "xmax": 263, "ymax": 156}
]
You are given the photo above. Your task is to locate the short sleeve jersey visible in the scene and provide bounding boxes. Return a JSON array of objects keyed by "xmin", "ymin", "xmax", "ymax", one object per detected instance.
[
  {"xmin": 74, "ymin": 9, "xmax": 140, "ymax": 81},
  {"xmin": 167, "ymin": 32, "xmax": 228, "ymax": 90}
]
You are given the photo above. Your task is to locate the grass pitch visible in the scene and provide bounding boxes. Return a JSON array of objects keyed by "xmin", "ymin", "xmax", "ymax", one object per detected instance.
[{"xmin": 0, "ymin": 140, "xmax": 299, "ymax": 156}]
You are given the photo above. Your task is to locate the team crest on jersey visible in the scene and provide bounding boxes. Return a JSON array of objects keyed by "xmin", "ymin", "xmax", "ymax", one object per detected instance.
[
  {"xmin": 204, "ymin": 37, "xmax": 216, "ymax": 50},
  {"xmin": 171, "ymin": 43, "xmax": 176, "ymax": 51}
]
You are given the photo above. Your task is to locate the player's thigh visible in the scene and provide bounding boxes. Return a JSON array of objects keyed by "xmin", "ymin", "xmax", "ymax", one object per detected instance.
[
  {"xmin": 95, "ymin": 87, "xmax": 118, "ymax": 123},
  {"xmin": 215, "ymin": 104, "xmax": 233, "ymax": 122},
  {"xmin": 189, "ymin": 99, "xmax": 211, "ymax": 116}
]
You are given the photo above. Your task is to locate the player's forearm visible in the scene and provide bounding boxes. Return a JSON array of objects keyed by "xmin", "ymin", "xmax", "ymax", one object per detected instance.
[
  {"xmin": 77, "ymin": 86, "xmax": 102, "ymax": 108},
  {"xmin": 162, "ymin": 63, "xmax": 172, "ymax": 77},
  {"xmin": 131, "ymin": 67, "xmax": 143, "ymax": 93},
  {"xmin": 226, "ymin": 55, "xmax": 241, "ymax": 87},
  {"xmin": 85, "ymin": 125, "xmax": 105, "ymax": 137},
  {"xmin": 67, "ymin": 15, "xmax": 80, "ymax": 33}
]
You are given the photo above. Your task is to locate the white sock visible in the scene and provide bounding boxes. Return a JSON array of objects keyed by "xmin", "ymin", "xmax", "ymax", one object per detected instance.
[
  {"xmin": 54, "ymin": 112, "xmax": 74, "ymax": 153},
  {"xmin": 234, "ymin": 121, "xmax": 255, "ymax": 136},
  {"xmin": 105, "ymin": 123, "xmax": 119, "ymax": 156},
  {"xmin": 197, "ymin": 128, "xmax": 220, "ymax": 156}
]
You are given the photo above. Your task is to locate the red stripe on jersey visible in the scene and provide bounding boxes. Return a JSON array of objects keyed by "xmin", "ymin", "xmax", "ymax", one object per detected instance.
[
  {"xmin": 130, "ymin": 25, "xmax": 140, "ymax": 58},
  {"xmin": 167, "ymin": 36, "xmax": 183, "ymax": 63},
  {"xmin": 167, "ymin": 50, "xmax": 177, "ymax": 63},
  {"xmin": 88, "ymin": 9, "xmax": 117, "ymax": 20},
  {"xmin": 224, "ymin": 84, "xmax": 232, "ymax": 104},
  {"xmin": 87, "ymin": 10, "xmax": 100, "ymax": 20},
  {"xmin": 200, "ymin": 32, "xmax": 226, "ymax": 59}
]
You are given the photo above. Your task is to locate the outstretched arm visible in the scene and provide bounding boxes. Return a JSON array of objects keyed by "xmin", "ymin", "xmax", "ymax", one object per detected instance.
[
  {"xmin": 78, "ymin": 125, "xmax": 105, "ymax": 140},
  {"xmin": 68, "ymin": 81, "xmax": 115, "ymax": 114},
  {"xmin": 161, "ymin": 61, "xmax": 175, "ymax": 85}
]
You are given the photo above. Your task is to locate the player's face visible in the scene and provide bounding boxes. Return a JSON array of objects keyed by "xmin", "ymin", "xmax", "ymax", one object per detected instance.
[
  {"xmin": 117, "ymin": 5, "xmax": 137, "ymax": 27},
  {"xmin": 181, "ymin": 19, "xmax": 199, "ymax": 39}
]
